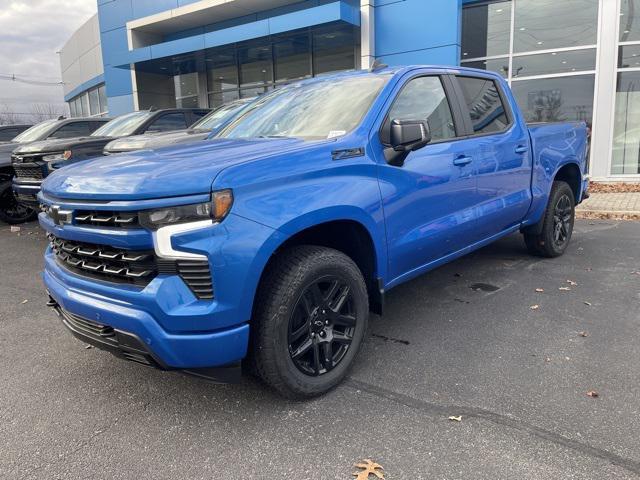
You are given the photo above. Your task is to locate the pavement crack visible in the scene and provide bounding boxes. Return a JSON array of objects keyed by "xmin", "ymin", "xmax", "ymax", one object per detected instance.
[{"xmin": 345, "ymin": 378, "xmax": 640, "ymax": 476}]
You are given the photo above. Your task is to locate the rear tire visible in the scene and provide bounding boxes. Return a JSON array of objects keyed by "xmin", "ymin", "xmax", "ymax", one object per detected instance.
[
  {"xmin": 250, "ymin": 246, "xmax": 369, "ymax": 400},
  {"xmin": 0, "ymin": 181, "xmax": 37, "ymax": 225},
  {"xmin": 524, "ymin": 181, "xmax": 575, "ymax": 258}
]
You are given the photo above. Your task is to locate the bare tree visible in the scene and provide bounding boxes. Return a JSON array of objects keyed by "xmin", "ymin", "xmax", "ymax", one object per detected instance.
[
  {"xmin": 29, "ymin": 103, "xmax": 67, "ymax": 123},
  {"xmin": 0, "ymin": 103, "xmax": 23, "ymax": 125}
]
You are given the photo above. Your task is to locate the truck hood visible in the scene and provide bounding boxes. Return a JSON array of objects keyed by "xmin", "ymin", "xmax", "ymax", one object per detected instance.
[
  {"xmin": 42, "ymin": 137, "xmax": 306, "ymax": 201},
  {"xmin": 104, "ymin": 129, "xmax": 207, "ymax": 153},
  {"xmin": 14, "ymin": 136, "xmax": 113, "ymax": 154}
]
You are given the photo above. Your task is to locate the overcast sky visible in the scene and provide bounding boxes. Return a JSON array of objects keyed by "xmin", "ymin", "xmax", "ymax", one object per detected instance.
[{"xmin": 0, "ymin": 0, "xmax": 97, "ymax": 118}]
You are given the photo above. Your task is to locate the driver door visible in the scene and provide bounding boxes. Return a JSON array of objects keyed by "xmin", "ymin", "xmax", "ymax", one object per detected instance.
[{"xmin": 375, "ymin": 74, "xmax": 480, "ymax": 284}]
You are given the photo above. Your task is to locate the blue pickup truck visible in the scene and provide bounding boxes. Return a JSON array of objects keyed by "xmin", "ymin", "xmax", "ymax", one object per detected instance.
[{"xmin": 39, "ymin": 66, "xmax": 588, "ymax": 398}]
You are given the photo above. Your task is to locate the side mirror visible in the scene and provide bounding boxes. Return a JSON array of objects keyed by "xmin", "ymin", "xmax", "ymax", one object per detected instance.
[{"xmin": 385, "ymin": 119, "xmax": 431, "ymax": 166}]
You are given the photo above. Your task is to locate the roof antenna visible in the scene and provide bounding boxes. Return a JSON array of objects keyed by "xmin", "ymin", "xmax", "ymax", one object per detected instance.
[
  {"xmin": 370, "ymin": 59, "xmax": 388, "ymax": 72},
  {"xmin": 149, "ymin": 105, "xmax": 157, "ymax": 112},
  {"xmin": 57, "ymin": 116, "xmax": 66, "ymax": 121}
]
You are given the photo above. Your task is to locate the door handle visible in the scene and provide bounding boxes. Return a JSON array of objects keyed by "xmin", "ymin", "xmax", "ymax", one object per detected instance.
[
  {"xmin": 453, "ymin": 156, "xmax": 473, "ymax": 166},
  {"xmin": 515, "ymin": 145, "xmax": 528, "ymax": 154}
]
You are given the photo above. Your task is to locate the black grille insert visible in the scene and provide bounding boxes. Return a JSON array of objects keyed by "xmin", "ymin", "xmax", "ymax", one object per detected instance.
[
  {"xmin": 49, "ymin": 234, "xmax": 158, "ymax": 286},
  {"xmin": 13, "ymin": 164, "xmax": 44, "ymax": 179},
  {"xmin": 49, "ymin": 234, "xmax": 214, "ymax": 299}
]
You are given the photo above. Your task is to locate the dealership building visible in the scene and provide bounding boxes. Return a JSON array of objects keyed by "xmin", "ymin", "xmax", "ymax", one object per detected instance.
[{"xmin": 60, "ymin": 0, "xmax": 640, "ymax": 181}]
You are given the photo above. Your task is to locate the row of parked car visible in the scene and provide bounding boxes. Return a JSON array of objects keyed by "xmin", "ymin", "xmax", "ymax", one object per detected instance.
[{"xmin": 0, "ymin": 99, "xmax": 250, "ymax": 224}]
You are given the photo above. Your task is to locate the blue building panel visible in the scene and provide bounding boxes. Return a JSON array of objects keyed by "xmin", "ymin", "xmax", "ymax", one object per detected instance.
[{"xmin": 94, "ymin": 0, "xmax": 466, "ymax": 115}]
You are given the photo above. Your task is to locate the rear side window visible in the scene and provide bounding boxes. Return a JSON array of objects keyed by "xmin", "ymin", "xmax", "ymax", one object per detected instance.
[
  {"xmin": 146, "ymin": 113, "xmax": 188, "ymax": 133},
  {"xmin": 457, "ymin": 76, "xmax": 510, "ymax": 134},
  {"xmin": 0, "ymin": 128, "xmax": 19, "ymax": 141},
  {"xmin": 49, "ymin": 122, "xmax": 93, "ymax": 139},
  {"xmin": 382, "ymin": 76, "xmax": 457, "ymax": 144}
]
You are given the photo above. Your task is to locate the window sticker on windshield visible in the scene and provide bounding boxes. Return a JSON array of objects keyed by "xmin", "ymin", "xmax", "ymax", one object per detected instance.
[{"xmin": 327, "ymin": 130, "xmax": 346, "ymax": 139}]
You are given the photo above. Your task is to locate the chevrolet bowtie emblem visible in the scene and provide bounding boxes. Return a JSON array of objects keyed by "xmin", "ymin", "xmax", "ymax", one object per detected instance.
[{"xmin": 48, "ymin": 205, "xmax": 73, "ymax": 226}]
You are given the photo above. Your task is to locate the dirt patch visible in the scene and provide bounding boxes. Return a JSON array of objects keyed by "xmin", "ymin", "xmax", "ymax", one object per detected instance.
[{"xmin": 589, "ymin": 182, "xmax": 640, "ymax": 193}]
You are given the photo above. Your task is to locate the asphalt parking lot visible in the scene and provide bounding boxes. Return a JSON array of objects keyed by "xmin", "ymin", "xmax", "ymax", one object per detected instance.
[{"xmin": 1, "ymin": 219, "xmax": 639, "ymax": 480}]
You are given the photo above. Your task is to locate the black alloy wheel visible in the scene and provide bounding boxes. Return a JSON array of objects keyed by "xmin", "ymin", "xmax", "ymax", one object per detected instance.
[
  {"xmin": 552, "ymin": 193, "xmax": 573, "ymax": 249},
  {"xmin": 288, "ymin": 276, "xmax": 356, "ymax": 376},
  {"xmin": 0, "ymin": 181, "xmax": 37, "ymax": 224}
]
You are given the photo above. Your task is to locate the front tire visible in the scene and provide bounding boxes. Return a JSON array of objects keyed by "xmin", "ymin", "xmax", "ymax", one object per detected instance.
[
  {"xmin": 0, "ymin": 181, "xmax": 37, "ymax": 225},
  {"xmin": 524, "ymin": 180, "xmax": 575, "ymax": 258},
  {"xmin": 250, "ymin": 246, "xmax": 369, "ymax": 399}
]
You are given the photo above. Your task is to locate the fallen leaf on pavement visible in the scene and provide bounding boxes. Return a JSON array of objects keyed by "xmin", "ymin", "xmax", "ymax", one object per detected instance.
[
  {"xmin": 545, "ymin": 357, "xmax": 551, "ymax": 363},
  {"xmin": 448, "ymin": 416, "xmax": 462, "ymax": 422},
  {"xmin": 567, "ymin": 280, "xmax": 578, "ymax": 286},
  {"xmin": 535, "ymin": 288, "xmax": 544, "ymax": 293},
  {"xmin": 559, "ymin": 287, "xmax": 571, "ymax": 291},
  {"xmin": 530, "ymin": 305, "xmax": 540, "ymax": 310},
  {"xmin": 10, "ymin": 226, "xmax": 21, "ymax": 233},
  {"xmin": 85, "ymin": 345, "xmax": 93, "ymax": 350},
  {"xmin": 586, "ymin": 391, "xmax": 599, "ymax": 398},
  {"xmin": 353, "ymin": 460, "xmax": 384, "ymax": 480},
  {"xmin": 579, "ymin": 331, "xmax": 589, "ymax": 337},
  {"xmin": 584, "ymin": 301, "xmax": 592, "ymax": 306},
  {"xmin": 21, "ymin": 299, "xmax": 28, "ymax": 304}
]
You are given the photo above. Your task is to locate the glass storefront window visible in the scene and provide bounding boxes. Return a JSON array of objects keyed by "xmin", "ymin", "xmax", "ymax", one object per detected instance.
[
  {"xmin": 313, "ymin": 25, "xmax": 356, "ymax": 75},
  {"xmin": 174, "ymin": 72, "xmax": 199, "ymax": 108},
  {"xmin": 98, "ymin": 85, "xmax": 107, "ymax": 114},
  {"xmin": 512, "ymin": 49, "xmax": 596, "ymax": 78},
  {"xmin": 621, "ymin": 0, "xmax": 640, "ymax": 42},
  {"xmin": 612, "ymin": 72, "xmax": 640, "ymax": 175},
  {"xmin": 239, "ymin": 42, "xmax": 273, "ymax": 87},
  {"xmin": 88, "ymin": 88, "xmax": 100, "ymax": 116},
  {"xmin": 511, "ymin": 75, "xmax": 595, "ymax": 124},
  {"xmin": 207, "ymin": 49, "xmax": 239, "ymax": 93},
  {"xmin": 618, "ymin": 44, "xmax": 640, "ymax": 68},
  {"xmin": 274, "ymin": 32, "xmax": 311, "ymax": 83},
  {"xmin": 461, "ymin": 1, "xmax": 511, "ymax": 59},
  {"xmin": 461, "ymin": 58, "xmax": 510, "ymax": 78},
  {"xmin": 68, "ymin": 100, "xmax": 77, "ymax": 117},
  {"xmin": 514, "ymin": 0, "xmax": 599, "ymax": 53},
  {"xmin": 208, "ymin": 90, "xmax": 240, "ymax": 109}
]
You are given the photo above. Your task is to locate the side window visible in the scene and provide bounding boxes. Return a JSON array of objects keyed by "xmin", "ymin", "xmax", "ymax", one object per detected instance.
[
  {"xmin": 382, "ymin": 76, "xmax": 457, "ymax": 144},
  {"xmin": 457, "ymin": 76, "xmax": 511, "ymax": 134},
  {"xmin": 88, "ymin": 121, "xmax": 106, "ymax": 133},
  {"xmin": 49, "ymin": 122, "xmax": 92, "ymax": 139},
  {"xmin": 0, "ymin": 129, "xmax": 19, "ymax": 141},
  {"xmin": 146, "ymin": 113, "xmax": 188, "ymax": 133}
]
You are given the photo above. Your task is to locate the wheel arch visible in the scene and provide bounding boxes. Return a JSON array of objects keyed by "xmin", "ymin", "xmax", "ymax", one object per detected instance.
[
  {"xmin": 247, "ymin": 211, "xmax": 387, "ymax": 318},
  {"xmin": 553, "ymin": 161, "xmax": 582, "ymax": 203}
]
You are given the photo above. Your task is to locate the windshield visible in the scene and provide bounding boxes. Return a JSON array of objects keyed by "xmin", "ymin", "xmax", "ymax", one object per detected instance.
[
  {"xmin": 12, "ymin": 119, "xmax": 58, "ymax": 143},
  {"xmin": 217, "ymin": 75, "xmax": 389, "ymax": 141},
  {"xmin": 92, "ymin": 111, "xmax": 153, "ymax": 138},
  {"xmin": 191, "ymin": 101, "xmax": 250, "ymax": 131}
]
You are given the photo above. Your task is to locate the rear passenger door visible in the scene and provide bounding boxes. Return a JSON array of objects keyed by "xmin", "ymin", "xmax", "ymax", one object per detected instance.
[
  {"xmin": 375, "ymin": 74, "xmax": 480, "ymax": 282},
  {"xmin": 144, "ymin": 113, "xmax": 189, "ymax": 133},
  {"xmin": 454, "ymin": 75, "xmax": 533, "ymax": 240}
]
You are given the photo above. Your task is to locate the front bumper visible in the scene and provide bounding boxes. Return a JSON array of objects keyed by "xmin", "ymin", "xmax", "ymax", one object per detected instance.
[
  {"xmin": 44, "ymin": 264, "xmax": 249, "ymax": 374},
  {"xmin": 12, "ymin": 178, "xmax": 41, "ymax": 207}
]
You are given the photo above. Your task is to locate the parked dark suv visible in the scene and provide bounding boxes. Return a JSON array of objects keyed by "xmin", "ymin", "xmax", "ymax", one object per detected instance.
[
  {"xmin": 12, "ymin": 108, "xmax": 209, "ymax": 208},
  {"xmin": 0, "ymin": 117, "xmax": 110, "ymax": 224},
  {"xmin": 0, "ymin": 125, "xmax": 32, "ymax": 143}
]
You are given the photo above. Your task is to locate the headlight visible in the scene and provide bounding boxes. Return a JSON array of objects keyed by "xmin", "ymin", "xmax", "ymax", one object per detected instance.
[
  {"xmin": 107, "ymin": 139, "xmax": 147, "ymax": 152},
  {"xmin": 139, "ymin": 189, "xmax": 234, "ymax": 229},
  {"xmin": 43, "ymin": 151, "xmax": 71, "ymax": 162}
]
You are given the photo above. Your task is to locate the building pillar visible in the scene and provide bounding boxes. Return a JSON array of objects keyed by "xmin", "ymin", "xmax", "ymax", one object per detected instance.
[
  {"xmin": 591, "ymin": 0, "xmax": 620, "ymax": 179},
  {"xmin": 360, "ymin": 0, "xmax": 375, "ymax": 69}
]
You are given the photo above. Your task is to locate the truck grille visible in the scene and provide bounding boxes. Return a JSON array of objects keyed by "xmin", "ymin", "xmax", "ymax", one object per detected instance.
[
  {"xmin": 13, "ymin": 164, "xmax": 44, "ymax": 179},
  {"xmin": 48, "ymin": 234, "xmax": 213, "ymax": 299},
  {"xmin": 74, "ymin": 211, "xmax": 139, "ymax": 228},
  {"xmin": 49, "ymin": 234, "xmax": 157, "ymax": 286}
]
